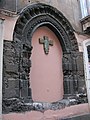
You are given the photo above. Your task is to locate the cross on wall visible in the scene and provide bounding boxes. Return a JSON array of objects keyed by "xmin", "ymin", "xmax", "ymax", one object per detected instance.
[{"xmin": 39, "ymin": 36, "xmax": 53, "ymax": 54}]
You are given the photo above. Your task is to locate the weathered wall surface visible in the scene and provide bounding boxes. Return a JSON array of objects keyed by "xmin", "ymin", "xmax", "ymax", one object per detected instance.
[
  {"xmin": 0, "ymin": 0, "xmax": 82, "ymax": 40},
  {"xmin": 30, "ymin": 0, "xmax": 81, "ymax": 31},
  {"xmin": 57, "ymin": 0, "xmax": 81, "ymax": 31},
  {"xmin": 2, "ymin": 1, "xmax": 87, "ymax": 113},
  {"xmin": 1, "ymin": 1, "xmax": 89, "ymax": 120}
]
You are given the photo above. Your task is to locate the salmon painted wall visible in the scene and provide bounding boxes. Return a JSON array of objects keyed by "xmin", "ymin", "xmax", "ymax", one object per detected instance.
[
  {"xmin": 3, "ymin": 103, "xmax": 89, "ymax": 120},
  {"xmin": 0, "ymin": 14, "xmax": 18, "ymax": 41},
  {"xmin": 30, "ymin": 26, "xmax": 63, "ymax": 102}
]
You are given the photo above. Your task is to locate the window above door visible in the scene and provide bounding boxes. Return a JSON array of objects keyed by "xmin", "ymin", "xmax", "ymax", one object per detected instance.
[
  {"xmin": 80, "ymin": 0, "xmax": 90, "ymax": 18},
  {"xmin": 80, "ymin": 0, "xmax": 90, "ymax": 34}
]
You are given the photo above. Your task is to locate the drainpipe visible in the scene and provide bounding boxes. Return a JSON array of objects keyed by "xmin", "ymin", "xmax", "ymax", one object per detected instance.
[
  {"xmin": 0, "ymin": 18, "xmax": 4, "ymax": 120},
  {"xmin": 83, "ymin": 39, "xmax": 90, "ymax": 111}
]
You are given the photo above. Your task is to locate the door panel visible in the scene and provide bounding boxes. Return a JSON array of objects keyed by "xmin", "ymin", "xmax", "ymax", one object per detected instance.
[{"xmin": 30, "ymin": 26, "xmax": 63, "ymax": 102}]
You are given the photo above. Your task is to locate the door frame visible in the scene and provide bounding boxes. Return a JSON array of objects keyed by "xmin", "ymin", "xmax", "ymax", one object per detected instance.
[
  {"xmin": 3, "ymin": 3, "xmax": 82, "ymax": 113},
  {"xmin": 83, "ymin": 39, "xmax": 90, "ymax": 109}
]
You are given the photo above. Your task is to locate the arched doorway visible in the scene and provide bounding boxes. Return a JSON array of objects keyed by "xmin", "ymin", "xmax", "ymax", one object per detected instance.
[
  {"xmin": 31, "ymin": 26, "xmax": 63, "ymax": 102},
  {"xmin": 3, "ymin": 3, "xmax": 83, "ymax": 113},
  {"xmin": 13, "ymin": 3, "xmax": 79, "ymax": 101}
]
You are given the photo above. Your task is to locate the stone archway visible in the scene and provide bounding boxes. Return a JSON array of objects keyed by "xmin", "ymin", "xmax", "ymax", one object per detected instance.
[
  {"xmin": 3, "ymin": 3, "xmax": 86, "ymax": 113},
  {"xmin": 13, "ymin": 3, "xmax": 78, "ymax": 100}
]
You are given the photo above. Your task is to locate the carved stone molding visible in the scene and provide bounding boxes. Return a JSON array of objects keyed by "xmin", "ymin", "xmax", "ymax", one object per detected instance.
[
  {"xmin": 14, "ymin": 3, "xmax": 78, "ymax": 52},
  {"xmin": 3, "ymin": 3, "xmax": 87, "ymax": 113}
]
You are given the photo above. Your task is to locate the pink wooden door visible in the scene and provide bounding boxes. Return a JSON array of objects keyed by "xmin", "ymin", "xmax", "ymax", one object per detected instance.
[{"xmin": 30, "ymin": 26, "xmax": 63, "ymax": 103}]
